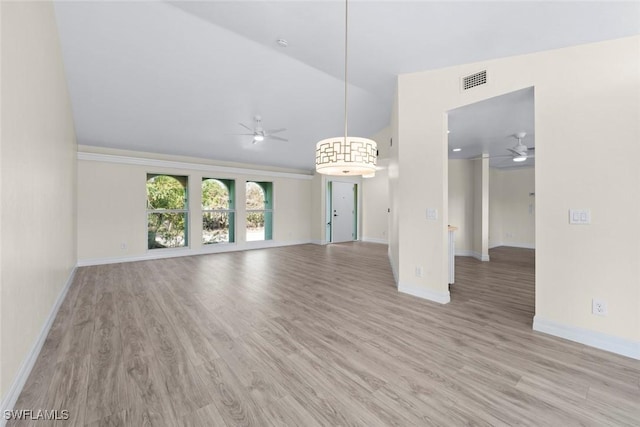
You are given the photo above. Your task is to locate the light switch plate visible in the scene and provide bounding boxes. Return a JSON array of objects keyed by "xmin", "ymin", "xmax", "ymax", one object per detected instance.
[
  {"xmin": 569, "ymin": 209, "xmax": 591, "ymax": 225},
  {"xmin": 426, "ymin": 208, "xmax": 438, "ymax": 221}
]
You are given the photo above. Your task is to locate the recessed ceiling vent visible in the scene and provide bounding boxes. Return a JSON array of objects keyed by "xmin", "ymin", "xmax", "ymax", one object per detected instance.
[{"xmin": 461, "ymin": 70, "xmax": 487, "ymax": 91}]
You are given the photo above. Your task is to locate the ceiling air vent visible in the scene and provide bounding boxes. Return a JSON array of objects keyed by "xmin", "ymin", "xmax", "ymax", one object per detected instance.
[{"xmin": 461, "ymin": 70, "xmax": 487, "ymax": 91}]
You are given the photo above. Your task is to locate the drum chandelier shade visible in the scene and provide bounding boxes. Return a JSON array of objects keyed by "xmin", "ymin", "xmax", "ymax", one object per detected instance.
[
  {"xmin": 315, "ymin": 0, "xmax": 377, "ymax": 176},
  {"xmin": 316, "ymin": 137, "xmax": 377, "ymax": 176}
]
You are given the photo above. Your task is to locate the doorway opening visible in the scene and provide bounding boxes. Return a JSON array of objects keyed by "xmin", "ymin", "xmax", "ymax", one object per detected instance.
[
  {"xmin": 327, "ymin": 181, "xmax": 358, "ymax": 243},
  {"xmin": 446, "ymin": 86, "xmax": 536, "ymax": 324}
]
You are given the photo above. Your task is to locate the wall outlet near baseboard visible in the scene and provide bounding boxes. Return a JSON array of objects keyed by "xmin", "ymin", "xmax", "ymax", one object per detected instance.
[
  {"xmin": 415, "ymin": 266, "xmax": 423, "ymax": 278},
  {"xmin": 592, "ymin": 299, "xmax": 607, "ymax": 316}
]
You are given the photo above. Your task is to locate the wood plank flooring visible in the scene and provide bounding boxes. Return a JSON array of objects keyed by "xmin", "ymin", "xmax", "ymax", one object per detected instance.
[{"xmin": 10, "ymin": 243, "xmax": 640, "ymax": 426}]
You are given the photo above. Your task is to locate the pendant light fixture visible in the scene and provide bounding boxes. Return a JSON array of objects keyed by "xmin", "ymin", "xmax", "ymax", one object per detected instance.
[{"xmin": 315, "ymin": 0, "xmax": 377, "ymax": 176}]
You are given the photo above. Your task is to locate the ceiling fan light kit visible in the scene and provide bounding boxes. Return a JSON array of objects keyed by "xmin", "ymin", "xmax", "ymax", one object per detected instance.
[
  {"xmin": 508, "ymin": 131, "xmax": 531, "ymax": 162},
  {"xmin": 315, "ymin": 0, "xmax": 377, "ymax": 176}
]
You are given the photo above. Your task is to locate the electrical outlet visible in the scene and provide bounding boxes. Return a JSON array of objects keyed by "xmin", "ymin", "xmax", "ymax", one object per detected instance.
[
  {"xmin": 592, "ymin": 299, "xmax": 607, "ymax": 316},
  {"xmin": 415, "ymin": 266, "xmax": 423, "ymax": 278},
  {"xmin": 120, "ymin": 242, "xmax": 127, "ymax": 250}
]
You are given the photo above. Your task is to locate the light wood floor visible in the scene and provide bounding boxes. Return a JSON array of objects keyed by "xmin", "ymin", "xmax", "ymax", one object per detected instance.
[{"xmin": 11, "ymin": 243, "xmax": 640, "ymax": 426}]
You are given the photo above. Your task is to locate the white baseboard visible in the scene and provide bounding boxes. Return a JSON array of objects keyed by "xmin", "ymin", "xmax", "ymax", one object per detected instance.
[
  {"xmin": 0, "ymin": 267, "xmax": 77, "ymax": 423},
  {"xmin": 362, "ymin": 237, "xmax": 388, "ymax": 244},
  {"xmin": 478, "ymin": 252, "xmax": 490, "ymax": 262},
  {"xmin": 398, "ymin": 282, "xmax": 450, "ymax": 304},
  {"xmin": 455, "ymin": 249, "xmax": 474, "ymax": 257},
  {"xmin": 455, "ymin": 250, "xmax": 489, "ymax": 262},
  {"xmin": 490, "ymin": 242, "xmax": 536, "ymax": 250},
  {"xmin": 310, "ymin": 240, "xmax": 327, "ymax": 245},
  {"xmin": 533, "ymin": 316, "xmax": 640, "ymax": 360},
  {"xmin": 77, "ymin": 239, "xmax": 313, "ymax": 266}
]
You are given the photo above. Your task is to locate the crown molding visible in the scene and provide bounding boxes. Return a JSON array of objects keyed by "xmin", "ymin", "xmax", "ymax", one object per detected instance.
[{"xmin": 77, "ymin": 152, "xmax": 314, "ymax": 181}]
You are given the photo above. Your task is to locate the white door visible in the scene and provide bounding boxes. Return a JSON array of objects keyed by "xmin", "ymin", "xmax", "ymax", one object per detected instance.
[{"xmin": 331, "ymin": 182, "xmax": 356, "ymax": 243}]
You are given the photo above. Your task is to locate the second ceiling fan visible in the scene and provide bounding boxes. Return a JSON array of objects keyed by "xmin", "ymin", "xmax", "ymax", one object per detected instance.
[
  {"xmin": 507, "ymin": 132, "xmax": 534, "ymax": 162},
  {"xmin": 471, "ymin": 131, "xmax": 535, "ymax": 162}
]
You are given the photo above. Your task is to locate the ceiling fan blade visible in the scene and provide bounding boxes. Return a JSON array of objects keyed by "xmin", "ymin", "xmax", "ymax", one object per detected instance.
[
  {"xmin": 238, "ymin": 122, "xmax": 253, "ymax": 132},
  {"xmin": 507, "ymin": 148, "xmax": 522, "ymax": 156},
  {"xmin": 226, "ymin": 133, "xmax": 255, "ymax": 136},
  {"xmin": 470, "ymin": 154, "xmax": 512, "ymax": 160},
  {"xmin": 268, "ymin": 135, "xmax": 288, "ymax": 142},
  {"xmin": 266, "ymin": 128, "xmax": 287, "ymax": 134}
]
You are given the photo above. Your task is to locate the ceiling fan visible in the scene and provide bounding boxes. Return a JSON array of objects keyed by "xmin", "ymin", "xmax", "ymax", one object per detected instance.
[
  {"xmin": 507, "ymin": 131, "xmax": 534, "ymax": 162},
  {"xmin": 233, "ymin": 115, "xmax": 288, "ymax": 144},
  {"xmin": 469, "ymin": 131, "xmax": 535, "ymax": 162}
]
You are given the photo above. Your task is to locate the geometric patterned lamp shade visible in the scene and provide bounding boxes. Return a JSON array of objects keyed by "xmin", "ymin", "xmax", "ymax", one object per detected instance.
[{"xmin": 315, "ymin": 136, "xmax": 377, "ymax": 176}]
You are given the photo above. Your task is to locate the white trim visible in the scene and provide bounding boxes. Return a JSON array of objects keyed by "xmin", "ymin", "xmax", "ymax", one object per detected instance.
[
  {"xmin": 77, "ymin": 240, "xmax": 312, "ymax": 266},
  {"xmin": 362, "ymin": 237, "xmax": 388, "ymax": 244},
  {"xmin": 533, "ymin": 316, "xmax": 640, "ymax": 360},
  {"xmin": 455, "ymin": 249, "xmax": 475, "ymax": 257},
  {"xmin": 502, "ymin": 243, "xmax": 535, "ymax": 250},
  {"xmin": 455, "ymin": 250, "xmax": 489, "ymax": 261},
  {"xmin": 489, "ymin": 242, "xmax": 536, "ymax": 250},
  {"xmin": 477, "ymin": 252, "xmax": 490, "ymax": 262},
  {"xmin": 398, "ymin": 282, "xmax": 450, "ymax": 304},
  {"xmin": 310, "ymin": 240, "xmax": 328, "ymax": 245},
  {"xmin": 388, "ymin": 247, "xmax": 398, "ymax": 284},
  {"xmin": 77, "ymin": 152, "xmax": 314, "ymax": 181},
  {"xmin": 0, "ymin": 267, "xmax": 77, "ymax": 422}
]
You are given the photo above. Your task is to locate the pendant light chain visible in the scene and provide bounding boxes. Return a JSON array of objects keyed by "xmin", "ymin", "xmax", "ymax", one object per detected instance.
[
  {"xmin": 344, "ymin": 0, "xmax": 349, "ymax": 142},
  {"xmin": 314, "ymin": 0, "xmax": 377, "ymax": 176}
]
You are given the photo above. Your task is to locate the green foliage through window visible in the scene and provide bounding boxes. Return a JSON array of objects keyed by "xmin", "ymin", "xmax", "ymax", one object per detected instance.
[
  {"xmin": 246, "ymin": 181, "xmax": 272, "ymax": 241},
  {"xmin": 202, "ymin": 178, "xmax": 235, "ymax": 244},
  {"xmin": 147, "ymin": 174, "xmax": 188, "ymax": 249}
]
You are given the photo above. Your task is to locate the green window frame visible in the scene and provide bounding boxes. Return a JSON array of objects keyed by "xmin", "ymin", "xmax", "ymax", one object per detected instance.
[
  {"xmin": 246, "ymin": 181, "xmax": 273, "ymax": 241},
  {"xmin": 202, "ymin": 178, "xmax": 235, "ymax": 244}
]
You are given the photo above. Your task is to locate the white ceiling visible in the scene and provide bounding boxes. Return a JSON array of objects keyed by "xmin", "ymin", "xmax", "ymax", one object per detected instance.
[
  {"xmin": 53, "ymin": 1, "xmax": 640, "ymax": 172},
  {"xmin": 448, "ymin": 87, "xmax": 535, "ymax": 169}
]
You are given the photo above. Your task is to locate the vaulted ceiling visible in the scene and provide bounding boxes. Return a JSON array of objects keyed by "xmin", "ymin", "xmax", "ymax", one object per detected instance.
[{"xmin": 54, "ymin": 1, "xmax": 640, "ymax": 171}]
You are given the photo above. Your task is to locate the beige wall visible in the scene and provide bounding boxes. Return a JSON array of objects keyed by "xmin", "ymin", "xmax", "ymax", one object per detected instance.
[
  {"xmin": 388, "ymin": 91, "xmax": 400, "ymax": 282},
  {"xmin": 372, "ymin": 126, "xmax": 392, "ymax": 160},
  {"xmin": 310, "ymin": 173, "xmax": 325, "ymax": 243},
  {"xmin": 451, "ymin": 162, "xmax": 535, "ymax": 253},
  {"xmin": 1, "ymin": 0, "xmax": 77, "ymax": 398},
  {"xmin": 447, "ymin": 160, "xmax": 474, "ymax": 252},
  {"xmin": 490, "ymin": 167, "xmax": 535, "ymax": 248},
  {"xmin": 362, "ymin": 126, "xmax": 391, "ymax": 244},
  {"xmin": 77, "ymin": 148, "xmax": 312, "ymax": 263},
  {"xmin": 472, "ymin": 158, "xmax": 489, "ymax": 259},
  {"xmin": 392, "ymin": 36, "xmax": 640, "ymax": 346},
  {"xmin": 362, "ymin": 165, "xmax": 389, "ymax": 243},
  {"xmin": 488, "ymin": 168, "xmax": 503, "ymax": 248}
]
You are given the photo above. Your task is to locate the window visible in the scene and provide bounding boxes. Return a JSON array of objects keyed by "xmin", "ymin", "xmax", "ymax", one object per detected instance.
[
  {"xmin": 202, "ymin": 178, "xmax": 235, "ymax": 244},
  {"xmin": 246, "ymin": 181, "xmax": 273, "ymax": 241},
  {"xmin": 146, "ymin": 174, "xmax": 188, "ymax": 249}
]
